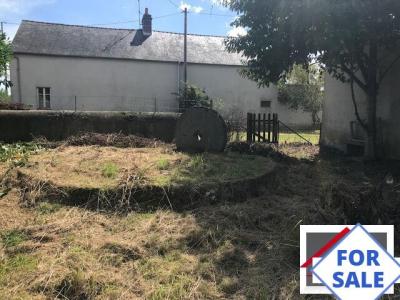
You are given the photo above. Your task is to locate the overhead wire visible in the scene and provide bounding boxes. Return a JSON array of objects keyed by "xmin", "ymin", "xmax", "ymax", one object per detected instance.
[
  {"xmin": 0, "ymin": 7, "xmax": 236, "ymax": 32},
  {"xmin": 167, "ymin": 0, "xmax": 180, "ymax": 9}
]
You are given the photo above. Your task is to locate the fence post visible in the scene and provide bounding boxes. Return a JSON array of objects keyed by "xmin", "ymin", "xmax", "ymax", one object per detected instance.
[
  {"xmin": 74, "ymin": 96, "xmax": 77, "ymax": 112},
  {"xmin": 273, "ymin": 113, "xmax": 278, "ymax": 143},
  {"xmin": 268, "ymin": 113, "xmax": 271, "ymax": 143},
  {"xmin": 154, "ymin": 97, "xmax": 157, "ymax": 113},
  {"xmin": 277, "ymin": 117, "xmax": 280, "ymax": 144},
  {"xmin": 247, "ymin": 113, "xmax": 252, "ymax": 143},
  {"xmin": 263, "ymin": 113, "xmax": 266, "ymax": 142},
  {"xmin": 252, "ymin": 113, "xmax": 256, "ymax": 143}
]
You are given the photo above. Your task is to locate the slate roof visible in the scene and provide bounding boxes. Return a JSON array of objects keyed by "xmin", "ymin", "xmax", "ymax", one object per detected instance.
[{"xmin": 12, "ymin": 20, "xmax": 244, "ymax": 66}]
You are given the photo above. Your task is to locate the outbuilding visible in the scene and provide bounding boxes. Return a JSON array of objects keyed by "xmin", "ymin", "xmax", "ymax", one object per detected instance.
[{"xmin": 10, "ymin": 9, "xmax": 312, "ymax": 127}]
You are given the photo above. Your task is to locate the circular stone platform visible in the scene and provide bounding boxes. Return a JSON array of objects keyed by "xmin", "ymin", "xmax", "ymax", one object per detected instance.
[{"xmin": 16, "ymin": 146, "xmax": 275, "ymax": 210}]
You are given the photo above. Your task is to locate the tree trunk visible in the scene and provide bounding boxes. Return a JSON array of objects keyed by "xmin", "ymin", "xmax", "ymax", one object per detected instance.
[
  {"xmin": 311, "ymin": 110, "xmax": 320, "ymax": 126},
  {"xmin": 365, "ymin": 90, "xmax": 377, "ymax": 159},
  {"xmin": 364, "ymin": 41, "xmax": 379, "ymax": 160}
]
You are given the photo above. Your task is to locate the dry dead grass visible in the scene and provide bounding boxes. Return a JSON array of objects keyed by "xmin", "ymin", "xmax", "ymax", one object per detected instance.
[
  {"xmin": 4, "ymin": 143, "xmax": 386, "ymax": 299},
  {"xmin": 278, "ymin": 144, "xmax": 320, "ymax": 160},
  {"xmin": 0, "ymin": 144, "xmax": 327, "ymax": 300},
  {"xmin": 20, "ymin": 146, "xmax": 182, "ymax": 189},
  {"xmin": 18, "ymin": 146, "xmax": 272, "ymax": 190},
  {"xmin": 0, "ymin": 200, "xmax": 220, "ymax": 299},
  {"xmin": 0, "ymin": 187, "xmax": 319, "ymax": 299},
  {"xmin": 0, "ymin": 163, "xmax": 7, "ymax": 179},
  {"xmin": 0, "ymin": 190, "xmax": 34, "ymax": 230}
]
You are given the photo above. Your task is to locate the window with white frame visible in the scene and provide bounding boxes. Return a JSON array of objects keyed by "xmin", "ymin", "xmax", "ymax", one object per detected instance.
[{"xmin": 37, "ymin": 87, "xmax": 51, "ymax": 109}]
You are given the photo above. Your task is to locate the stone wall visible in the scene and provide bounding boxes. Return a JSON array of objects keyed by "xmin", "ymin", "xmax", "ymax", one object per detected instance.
[{"xmin": 0, "ymin": 111, "xmax": 179, "ymax": 143}]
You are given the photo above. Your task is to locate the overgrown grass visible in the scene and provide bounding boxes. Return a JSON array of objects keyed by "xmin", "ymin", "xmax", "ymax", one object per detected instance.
[
  {"xmin": 19, "ymin": 146, "xmax": 272, "ymax": 191},
  {"xmin": 0, "ymin": 143, "xmax": 340, "ymax": 299},
  {"xmin": 155, "ymin": 152, "xmax": 271, "ymax": 186},
  {"xmin": 101, "ymin": 162, "xmax": 119, "ymax": 178}
]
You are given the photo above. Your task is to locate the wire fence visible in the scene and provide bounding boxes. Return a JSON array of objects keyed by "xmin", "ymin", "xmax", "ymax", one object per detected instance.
[{"xmin": 19, "ymin": 95, "xmax": 181, "ymax": 113}]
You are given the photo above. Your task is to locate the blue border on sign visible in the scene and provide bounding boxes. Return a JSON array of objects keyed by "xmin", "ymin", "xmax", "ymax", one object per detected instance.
[{"xmin": 311, "ymin": 224, "xmax": 400, "ymax": 300}]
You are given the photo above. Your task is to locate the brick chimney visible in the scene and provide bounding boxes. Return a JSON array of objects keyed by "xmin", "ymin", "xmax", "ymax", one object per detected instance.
[{"xmin": 142, "ymin": 8, "xmax": 152, "ymax": 36}]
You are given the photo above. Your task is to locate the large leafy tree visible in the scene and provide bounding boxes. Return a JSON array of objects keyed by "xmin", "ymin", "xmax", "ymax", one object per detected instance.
[
  {"xmin": 225, "ymin": 0, "xmax": 400, "ymax": 159},
  {"xmin": 0, "ymin": 31, "xmax": 12, "ymax": 90},
  {"xmin": 278, "ymin": 64, "xmax": 323, "ymax": 125}
]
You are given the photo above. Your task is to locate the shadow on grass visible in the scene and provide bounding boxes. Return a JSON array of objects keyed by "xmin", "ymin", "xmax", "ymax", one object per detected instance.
[
  {"xmin": 8, "ymin": 142, "xmax": 400, "ymax": 299},
  {"xmin": 166, "ymin": 144, "xmax": 400, "ymax": 299}
]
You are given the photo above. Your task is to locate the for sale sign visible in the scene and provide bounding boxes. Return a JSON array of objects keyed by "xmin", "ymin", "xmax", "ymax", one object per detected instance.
[{"xmin": 300, "ymin": 224, "xmax": 400, "ymax": 300}]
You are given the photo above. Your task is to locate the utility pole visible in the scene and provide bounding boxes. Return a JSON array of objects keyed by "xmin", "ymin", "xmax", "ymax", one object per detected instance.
[
  {"xmin": 183, "ymin": 8, "xmax": 188, "ymax": 101},
  {"xmin": 137, "ymin": 0, "xmax": 141, "ymax": 26}
]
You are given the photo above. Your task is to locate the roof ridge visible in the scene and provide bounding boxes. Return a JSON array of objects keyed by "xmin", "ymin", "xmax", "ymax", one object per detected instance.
[
  {"xmin": 21, "ymin": 20, "xmax": 227, "ymax": 39},
  {"xmin": 21, "ymin": 20, "xmax": 136, "ymax": 32}
]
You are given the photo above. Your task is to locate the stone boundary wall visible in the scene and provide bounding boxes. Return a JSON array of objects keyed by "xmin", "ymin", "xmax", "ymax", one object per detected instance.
[{"xmin": 0, "ymin": 110, "xmax": 180, "ymax": 143}]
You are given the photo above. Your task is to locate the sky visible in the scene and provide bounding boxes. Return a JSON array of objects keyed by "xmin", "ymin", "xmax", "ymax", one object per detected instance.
[{"xmin": 0, "ymin": 0, "xmax": 245, "ymax": 40}]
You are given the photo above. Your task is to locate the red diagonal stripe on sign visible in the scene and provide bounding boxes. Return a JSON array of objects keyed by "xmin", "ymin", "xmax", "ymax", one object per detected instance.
[{"xmin": 301, "ymin": 227, "xmax": 351, "ymax": 268}]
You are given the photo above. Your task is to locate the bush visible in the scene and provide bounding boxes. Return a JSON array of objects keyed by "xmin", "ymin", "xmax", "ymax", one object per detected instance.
[
  {"xmin": 175, "ymin": 83, "xmax": 222, "ymax": 111},
  {"xmin": 278, "ymin": 64, "xmax": 324, "ymax": 125}
]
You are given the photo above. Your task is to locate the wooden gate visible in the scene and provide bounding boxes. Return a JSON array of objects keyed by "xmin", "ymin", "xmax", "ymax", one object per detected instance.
[{"xmin": 246, "ymin": 113, "xmax": 279, "ymax": 143}]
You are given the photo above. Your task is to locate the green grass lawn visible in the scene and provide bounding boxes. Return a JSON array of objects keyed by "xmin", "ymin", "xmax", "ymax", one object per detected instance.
[
  {"xmin": 230, "ymin": 130, "xmax": 320, "ymax": 145},
  {"xmin": 279, "ymin": 130, "xmax": 320, "ymax": 145}
]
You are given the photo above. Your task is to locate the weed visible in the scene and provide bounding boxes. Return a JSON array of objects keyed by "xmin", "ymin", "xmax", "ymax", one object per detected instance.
[
  {"xmin": 101, "ymin": 242, "xmax": 141, "ymax": 266},
  {"xmin": 219, "ymin": 276, "xmax": 240, "ymax": 294},
  {"xmin": 101, "ymin": 162, "xmax": 119, "ymax": 178},
  {"xmin": 156, "ymin": 158, "xmax": 170, "ymax": 170},
  {"xmin": 36, "ymin": 202, "xmax": 62, "ymax": 214},
  {"xmin": 148, "ymin": 274, "xmax": 194, "ymax": 300},
  {"xmin": 114, "ymin": 212, "xmax": 154, "ymax": 232},
  {"xmin": 54, "ymin": 270, "xmax": 103, "ymax": 299},
  {"xmin": 1, "ymin": 230, "xmax": 27, "ymax": 248},
  {"xmin": 0, "ymin": 143, "xmax": 43, "ymax": 166},
  {"xmin": 0, "ymin": 188, "xmax": 9, "ymax": 198},
  {"xmin": 0, "ymin": 255, "xmax": 38, "ymax": 285},
  {"xmin": 101, "ymin": 283, "xmax": 121, "ymax": 298},
  {"xmin": 188, "ymin": 154, "xmax": 205, "ymax": 170}
]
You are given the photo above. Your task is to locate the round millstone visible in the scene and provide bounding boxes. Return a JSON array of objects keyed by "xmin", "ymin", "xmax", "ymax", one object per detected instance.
[{"xmin": 175, "ymin": 107, "xmax": 228, "ymax": 152}]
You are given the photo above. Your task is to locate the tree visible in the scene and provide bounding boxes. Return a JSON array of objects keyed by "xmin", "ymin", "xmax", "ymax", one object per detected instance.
[
  {"xmin": 278, "ymin": 64, "xmax": 323, "ymax": 125},
  {"xmin": 225, "ymin": 0, "xmax": 400, "ymax": 159},
  {"xmin": 0, "ymin": 31, "xmax": 12, "ymax": 90}
]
